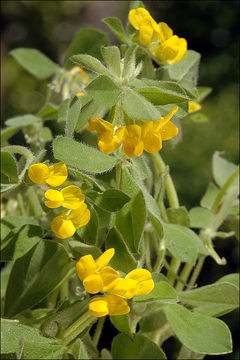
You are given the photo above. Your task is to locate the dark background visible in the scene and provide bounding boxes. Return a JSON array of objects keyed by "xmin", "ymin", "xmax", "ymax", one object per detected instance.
[{"xmin": 1, "ymin": 1, "xmax": 239, "ymax": 359}]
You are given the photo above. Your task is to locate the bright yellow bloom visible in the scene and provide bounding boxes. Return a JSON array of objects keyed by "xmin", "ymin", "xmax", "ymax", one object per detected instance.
[
  {"xmin": 154, "ymin": 22, "xmax": 187, "ymax": 65},
  {"xmin": 87, "ymin": 118, "xmax": 124, "ymax": 154},
  {"xmin": 76, "ymin": 92, "xmax": 85, "ymax": 96},
  {"xmin": 28, "ymin": 162, "xmax": 68, "ymax": 187},
  {"xmin": 71, "ymin": 66, "xmax": 85, "ymax": 75},
  {"xmin": 141, "ymin": 106, "xmax": 179, "ymax": 153},
  {"xmin": 76, "ymin": 249, "xmax": 119, "ymax": 294},
  {"xmin": 89, "ymin": 294, "xmax": 130, "ymax": 317},
  {"xmin": 129, "ymin": 7, "xmax": 160, "ymax": 45},
  {"xmin": 51, "ymin": 203, "xmax": 90, "ymax": 239},
  {"xmin": 44, "ymin": 185, "xmax": 85, "ymax": 209},
  {"xmin": 188, "ymin": 101, "xmax": 202, "ymax": 113},
  {"xmin": 122, "ymin": 125, "xmax": 144, "ymax": 157},
  {"xmin": 111, "ymin": 269, "xmax": 154, "ymax": 299}
]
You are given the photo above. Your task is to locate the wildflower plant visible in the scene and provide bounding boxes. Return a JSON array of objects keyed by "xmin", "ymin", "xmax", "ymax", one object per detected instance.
[{"xmin": 1, "ymin": 1, "xmax": 239, "ymax": 359}]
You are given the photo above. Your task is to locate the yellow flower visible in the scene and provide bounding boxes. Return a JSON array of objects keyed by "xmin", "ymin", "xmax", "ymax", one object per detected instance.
[
  {"xmin": 71, "ymin": 66, "xmax": 85, "ymax": 75},
  {"xmin": 122, "ymin": 125, "xmax": 144, "ymax": 157},
  {"xmin": 76, "ymin": 92, "xmax": 85, "ymax": 96},
  {"xmin": 111, "ymin": 269, "xmax": 154, "ymax": 299},
  {"xmin": 188, "ymin": 101, "xmax": 202, "ymax": 113},
  {"xmin": 51, "ymin": 202, "xmax": 90, "ymax": 239},
  {"xmin": 87, "ymin": 118, "xmax": 124, "ymax": 154},
  {"xmin": 76, "ymin": 249, "xmax": 119, "ymax": 294},
  {"xmin": 154, "ymin": 23, "xmax": 187, "ymax": 65},
  {"xmin": 141, "ymin": 106, "xmax": 179, "ymax": 153},
  {"xmin": 44, "ymin": 185, "xmax": 85, "ymax": 209},
  {"xmin": 28, "ymin": 162, "xmax": 68, "ymax": 187},
  {"xmin": 129, "ymin": 7, "xmax": 160, "ymax": 45},
  {"xmin": 89, "ymin": 294, "xmax": 130, "ymax": 317}
]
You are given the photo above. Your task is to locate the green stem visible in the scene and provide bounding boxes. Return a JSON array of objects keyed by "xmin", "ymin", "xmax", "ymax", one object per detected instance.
[
  {"xmin": 115, "ymin": 164, "xmax": 121, "ymax": 189},
  {"xmin": 167, "ymin": 257, "xmax": 181, "ymax": 285},
  {"xmin": 188, "ymin": 256, "xmax": 206, "ymax": 289},
  {"xmin": 63, "ymin": 312, "xmax": 94, "ymax": 346},
  {"xmin": 92, "ymin": 317, "xmax": 105, "ymax": 347},
  {"xmin": 153, "ymin": 241, "xmax": 166, "ymax": 272},
  {"xmin": 17, "ymin": 193, "xmax": 27, "ymax": 216},
  {"xmin": 26, "ymin": 187, "xmax": 43, "ymax": 218},
  {"xmin": 145, "ymin": 235, "xmax": 152, "ymax": 271},
  {"xmin": 175, "ymin": 263, "xmax": 193, "ymax": 292},
  {"xmin": 159, "ymin": 201, "xmax": 169, "ymax": 222}
]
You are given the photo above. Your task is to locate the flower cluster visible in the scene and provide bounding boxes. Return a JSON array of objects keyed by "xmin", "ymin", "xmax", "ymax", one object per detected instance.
[
  {"xmin": 28, "ymin": 162, "xmax": 90, "ymax": 239},
  {"xmin": 76, "ymin": 249, "xmax": 154, "ymax": 317},
  {"xmin": 129, "ymin": 7, "xmax": 187, "ymax": 65},
  {"xmin": 87, "ymin": 105, "xmax": 179, "ymax": 157}
]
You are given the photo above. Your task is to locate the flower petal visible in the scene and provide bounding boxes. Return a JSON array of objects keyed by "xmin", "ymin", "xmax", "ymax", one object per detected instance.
[
  {"xmin": 135, "ymin": 279, "xmax": 155, "ymax": 296},
  {"xmin": 160, "ymin": 121, "xmax": 178, "ymax": 140},
  {"xmin": 100, "ymin": 266, "xmax": 120, "ymax": 292},
  {"xmin": 68, "ymin": 203, "xmax": 90, "ymax": 229},
  {"xmin": 158, "ymin": 22, "xmax": 173, "ymax": 43},
  {"xmin": 126, "ymin": 268, "xmax": 152, "ymax": 282},
  {"xmin": 111, "ymin": 278, "xmax": 138, "ymax": 298},
  {"xmin": 46, "ymin": 162, "xmax": 68, "ymax": 187},
  {"xmin": 95, "ymin": 248, "xmax": 115, "ymax": 271},
  {"xmin": 123, "ymin": 138, "xmax": 144, "ymax": 157},
  {"xmin": 89, "ymin": 297, "xmax": 109, "ymax": 317},
  {"xmin": 28, "ymin": 163, "xmax": 49, "ymax": 185},
  {"xmin": 61, "ymin": 185, "xmax": 85, "ymax": 209},
  {"xmin": 128, "ymin": 8, "xmax": 152, "ymax": 30},
  {"xmin": 98, "ymin": 132, "xmax": 121, "ymax": 154},
  {"xmin": 87, "ymin": 118, "xmax": 113, "ymax": 134},
  {"xmin": 188, "ymin": 101, "xmax": 202, "ymax": 113},
  {"xmin": 105, "ymin": 294, "xmax": 130, "ymax": 315},
  {"xmin": 83, "ymin": 274, "xmax": 103, "ymax": 294},
  {"xmin": 51, "ymin": 216, "xmax": 75, "ymax": 239},
  {"xmin": 44, "ymin": 189, "xmax": 64, "ymax": 208},
  {"xmin": 76, "ymin": 254, "xmax": 97, "ymax": 281}
]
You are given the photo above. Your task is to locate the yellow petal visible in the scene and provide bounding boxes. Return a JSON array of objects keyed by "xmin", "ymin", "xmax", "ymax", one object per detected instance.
[
  {"xmin": 89, "ymin": 297, "xmax": 109, "ymax": 317},
  {"xmin": 188, "ymin": 101, "xmax": 202, "ymax": 113},
  {"xmin": 158, "ymin": 22, "xmax": 173, "ymax": 43},
  {"xmin": 83, "ymin": 274, "xmax": 103, "ymax": 294},
  {"xmin": 87, "ymin": 118, "xmax": 113, "ymax": 134},
  {"xmin": 76, "ymin": 92, "xmax": 85, "ymax": 96},
  {"xmin": 128, "ymin": 8, "xmax": 152, "ymax": 30},
  {"xmin": 111, "ymin": 278, "xmax": 138, "ymax": 298},
  {"xmin": 51, "ymin": 216, "xmax": 75, "ymax": 239},
  {"xmin": 105, "ymin": 294, "xmax": 130, "ymax": 315},
  {"xmin": 68, "ymin": 203, "xmax": 91, "ymax": 229},
  {"xmin": 135, "ymin": 279, "xmax": 155, "ymax": 296},
  {"xmin": 170, "ymin": 37, "xmax": 187, "ymax": 65},
  {"xmin": 126, "ymin": 268, "xmax": 152, "ymax": 282},
  {"xmin": 61, "ymin": 185, "xmax": 85, "ymax": 209},
  {"xmin": 100, "ymin": 266, "xmax": 120, "ymax": 292},
  {"xmin": 98, "ymin": 132, "xmax": 121, "ymax": 154},
  {"xmin": 28, "ymin": 163, "xmax": 49, "ymax": 185},
  {"xmin": 76, "ymin": 254, "xmax": 97, "ymax": 281},
  {"xmin": 160, "ymin": 121, "xmax": 178, "ymax": 140},
  {"xmin": 141, "ymin": 122, "xmax": 162, "ymax": 153},
  {"xmin": 123, "ymin": 138, "xmax": 144, "ymax": 157},
  {"xmin": 46, "ymin": 162, "xmax": 68, "ymax": 187},
  {"xmin": 139, "ymin": 25, "xmax": 153, "ymax": 45},
  {"xmin": 125, "ymin": 124, "xmax": 142, "ymax": 139},
  {"xmin": 44, "ymin": 189, "xmax": 64, "ymax": 208},
  {"xmin": 160, "ymin": 105, "xmax": 179, "ymax": 126},
  {"xmin": 95, "ymin": 248, "xmax": 115, "ymax": 271}
]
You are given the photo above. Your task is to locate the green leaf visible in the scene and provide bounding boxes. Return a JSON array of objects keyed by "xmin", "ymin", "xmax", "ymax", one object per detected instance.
[
  {"xmin": 216, "ymin": 273, "xmax": 239, "ymax": 288},
  {"xmin": 103, "ymin": 17, "xmax": 129, "ymax": 43},
  {"xmin": 1, "ymin": 127, "xmax": 20, "ymax": 144},
  {"xmin": 132, "ymin": 79, "xmax": 191, "ymax": 105},
  {"xmin": 101, "ymin": 46, "xmax": 121, "ymax": 76},
  {"xmin": 140, "ymin": 310, "xmax": 167, "ymax": 332},
  {"xmin": 10, "ymin": 48, "xmax": 58, "ymax": 79},
  {"xmin": 200, "ymin": 182, "xmax": 220, "ymax": 210},
  {"xmin": 40, "ymin": 127, "xmax": 52, "ymax": 143},
  {"xmin": 37, "ymin": 103, "xmax": 59, "ymax": 120},
  {"xmin": 4, "ymin": 240, "xmax": 71, "ymax": 317},
  {"xmin": 110, "ymin": 314, "xmax": 131, "ymax": 334},
  {"xmin": 212, "ymin": 152, "xmax": 238, "ymax": 188},
  {"xmin": 137, "ymin": 53, "xmax": 155, "ymax": 79},
  {"xmin": 196, "ymin": 86, "xmax": 212, "ymax": 102},
  {"xmin": 70, "ymin": 338, "xmax": 89, "ymax": 360},
  {"xmin": 164, "ymin": 304, "xmax": 232, "ymax": 354},
  {"xmin": 189, "ymin": 207, "xmax": 214, "ymax": 229},
  {"xmin": 76, "ymin": 100, "xmax": 105, "ymax": 133},
  {"xmin": 1, "ymin": 263, "xmax": 14, "ymax": 298},
  {"xmin": 122, "ymin": 89, "xmax": 161, "ymax": 121},
  {"xmin": 1, "ymin": 151, "xmax": 18, "ymax": 183},
  {"xmin": 71, "ymin": 54, "xmax": 111, "ymax": 76},
  {"xmin": 166, "ymin": 50, "xmax": 201, "ymax": 89},
  {"xmin": 1, "ymin": 224, "xmax": 43, "ymax": 261},
  {"xmin": 182, "ymin": 112, "xmax": 209, "ymax": 124},
  {"xmin": 85, "ymin": 75, "xmax": 121, "ymax": 107},
  {"xmin": 5, "ymin": 114, "xmax": 41, "ymax": 128},
  {"xmin": 134, "ymin": 281, "xmax": 178, "ymax": 303},
  {"xmin": 1, "ymin": 318, "xmax": 66, "ymax": 359},
  {"xmin": 105, "ymin": 227, "xmax": 137, "ymax": 273},
  {"xmin": 163, "ymin": 224, "xmax": 199, "ymax": 264},
  {"xmin": 112, "ymin": 333, "xmax": 166, "ymax": 359},
  {"xmin": 115, "ymin": 190, "xmax": 146, "ymax": 253},
  {"xmin": 87, "ymin": 189, "xmax": 130, "ymax": 212},
  {"xmin": 179, "ymin": 282, "xmax": 239, "ymax": 317},
  {"xmin": 65, "ymin": 28, "xmax": 109, "ymax": 68},
  {"xmin": 123, "ymin": 45, "xmax": 137, "ymax": 80},
  {"xmin": 65, "ymin": 95, "xmax": 82, "ymax": 138},
  {"xmin": 166, "ymin": 207, "xmax": 190, "ymax": 227},
  {"xmin": 1, "ymin": 215, "xmax": 38, "ymax": 243},
  {"xmin": 69, "ymin": 241, "xmax": 101, "ymax": 259},
  {"xmin": 53, "ymin": 136, "xmax": 118, "ymax": 174},
  {"xmin": 75, "ymin": 207, "xmax": 99, "ymax": 245}
]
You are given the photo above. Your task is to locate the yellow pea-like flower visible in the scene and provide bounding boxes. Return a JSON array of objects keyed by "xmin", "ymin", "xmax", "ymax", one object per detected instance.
[
  {"xmin": 129, "ymin": 7, "xmax": 160, "ymax": 46},
  {"xmin": 28, "ymin": 162, "xmax": 68, "ymax": 187},
  {"xmin": 111, "ymin": 268, "xmax": 154, "ymax": 299},
  {"xmin": 44, "ymin": 185, "xmax": 85, "ymax": 210},
  {"xmin": 89, "ymin": 294, "xmax": 130, "ymax": 317},
  {"xmin": 87, "ymin": 118, "xmax": 124, "ymax": 154},
  {"xmin": 51, "ymin": 202, "xmax": 90, "ymax": 239},
  {"xmin": 155, "ymin": 33, "xmax": 187, "ymax": 65},
  {"xmin": 76, "ymin": 249, "xmax": 119, "ymax": 294},
  {"xmin": 71, "ymin": 66, "xmax": 85, "ymax": 74},
  {"xmin": 122, "ymin": 125, "xmax": 144, "ymax": 157},
  {"xmin": 188, "ymin": 101, "xmax": 202, "ymax": 113}
]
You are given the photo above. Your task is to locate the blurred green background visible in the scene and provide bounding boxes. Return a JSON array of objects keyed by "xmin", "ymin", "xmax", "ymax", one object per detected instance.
[{"xmin": 1, "ymin": 1, "xmax": 239, "ymax": 358}]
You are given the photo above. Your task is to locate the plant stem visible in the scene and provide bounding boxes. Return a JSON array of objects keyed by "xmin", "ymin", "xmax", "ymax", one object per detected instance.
[
  {"xmin": 145, "ymin": 235, "xmax": 153, "ymax": 271},
  {"xmin": 92, "ymin": 317, "xmax": 105, "ymax": 347},
  {"xmin": 115, "ymin": 164, "xmax": 121, "ymax": 189},
  {"xmin": 153, "ymin": 241, "xmax": 166, "ymax": 272},
  {"xmin": 187, "ymin": 256, "xmax": 206, "ymax": 289},
  {"xmin": 63, "ymin": 312, "xmax": 94, "ymax": 346},
  {"xmin": 175, "ymin": 263, "xmax": 193, "ymax": 292},
  {"xmin": 17, "ymin": 193, "xmax": 27, "ymax": 216},
  {"xmin": 167, "ymin": 257, "xmax": 181, "ymax": 285}
]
